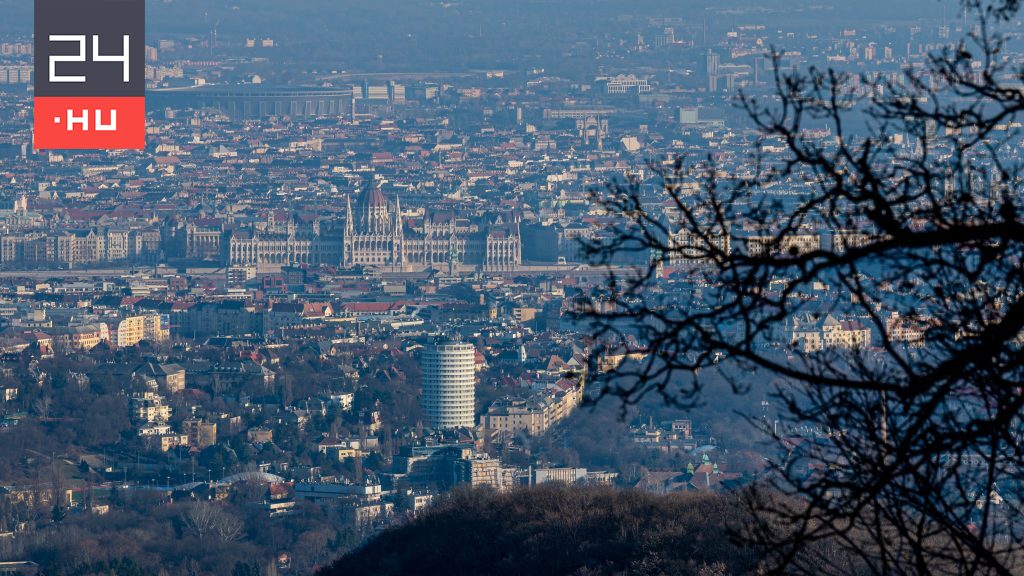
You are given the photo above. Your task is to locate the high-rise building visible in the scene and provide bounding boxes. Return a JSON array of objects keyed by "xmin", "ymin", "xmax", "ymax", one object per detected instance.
[
  {"xmin": 421, "ymin": 338, "xmax": 476, "ymax": 429},
  {"xmin": 707, "ymin": 50, "xmax": 720, "ymax": 91},
  {"xmin": 864, "ymin": 42, "xmax": 877, "ymax": 62}
]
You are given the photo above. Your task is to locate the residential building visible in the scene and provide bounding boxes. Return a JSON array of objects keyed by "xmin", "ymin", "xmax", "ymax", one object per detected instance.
[{"xmin": 421, "ymin": 338, "xmax": 476, "ymax": 429}]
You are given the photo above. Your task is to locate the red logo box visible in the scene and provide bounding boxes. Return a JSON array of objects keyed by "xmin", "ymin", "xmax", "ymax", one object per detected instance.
[{"xmin": 34, "ymin": 96, "xmax": 145, "ymax": 150}]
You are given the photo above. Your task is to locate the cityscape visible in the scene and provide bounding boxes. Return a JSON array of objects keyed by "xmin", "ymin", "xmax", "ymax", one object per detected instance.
[{"xmin": 0, "ymin": 0, "xmax": 1021, "ymax": 574}]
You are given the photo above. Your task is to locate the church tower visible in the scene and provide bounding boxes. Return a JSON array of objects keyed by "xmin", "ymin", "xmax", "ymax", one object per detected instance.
[
  {"xmin": 392, "ymin": 194, "xmax": 405, "ymax": 271},
  {"xmin": 343, "ymin": 194, "xmax": 355, "ymax": 267}
]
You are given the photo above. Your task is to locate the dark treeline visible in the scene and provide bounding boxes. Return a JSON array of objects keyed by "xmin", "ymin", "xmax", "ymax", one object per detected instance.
[
  {"xmin": 319, "ymin": 484, "xmax": 867, "ymax": 576},
  {"xmin": 2, "ymin": 490, "xmax": 360, "ymax": 575}
]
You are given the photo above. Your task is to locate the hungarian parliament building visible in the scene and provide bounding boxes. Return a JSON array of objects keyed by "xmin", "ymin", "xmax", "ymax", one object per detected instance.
[
  {"xmin": 205, "ymin": 185, "xmax": 522, "ymax": 273},
  {"xmin": 0, "ymin": 186, "xmax": 523, "ymax": 272}
]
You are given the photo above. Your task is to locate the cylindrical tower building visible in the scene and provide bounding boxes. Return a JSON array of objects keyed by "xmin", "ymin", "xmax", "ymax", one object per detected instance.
[{"xmin": 421, "ymin": 338, "xmax": 476, "ymax": 429}]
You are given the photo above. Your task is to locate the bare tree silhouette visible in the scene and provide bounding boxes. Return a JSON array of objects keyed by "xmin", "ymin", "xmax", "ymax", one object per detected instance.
[{"xmin": 578, "ymin": 1, "xmax": 1024, "ymax": 574}]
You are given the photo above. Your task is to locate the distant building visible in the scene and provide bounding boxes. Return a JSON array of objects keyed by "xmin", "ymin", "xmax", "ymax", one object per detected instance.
[
  {"xmin": 744, "ymin": 233, "xmax": 821, "ymax": 258},
  {"xmin": 530, "ymin": 467, "xmax": 588, "ymax": 485},
  {"xmin": 421, "ymin": 339, "xmax": 476, "ymax": 429},
  {"xmin": 789, "ymin": 313, "xmax": 872, "ymax": 352},
  {"xmin": 183, "ymin": 419, "xmax": 217, "ymax": 449},
  {"xmin": 149, "ymin": 85, "xmax": 355, "ymax": 120},
  {"xmin": 831, "ymin": 230, "xmax": 875, "ymax": 254},
  {"xmin": 347, "ymin": 502, "xmax": 394, "ymax": 526},
  {"xmin": 667, "ymin": 226, "xmax": 731, "ymax": 267},
  {"xmin": 115, "ymin": 315, "xmax": 168, "ymax": 347},
  {"xmin": 481, "ymin": 382, "xmax": 582, "ymax": 438},
  {"xmin": 707, "ymin": 50, "xmax": 720, "ymax": 91},
  {"xmin": 453, "ymin": 453, "xmax": 516, "ymax": 490},
  {"xmin": 247, "ymin": 427, "xmax": 274, "ymax": 444},
  {"xmin": 154, "ymin": 433, "xmax": 189, "ymax": 452},
  {"xmin": 131, "ymin": 392, "xmax": 171, "ymax": 424},
  {"xmin": 885, "ymin": 311, "xmax": 930, "ymax": 347},
  {"xmin": 225, "ymin": 214, "xmax": 344, "ymax": 270},
  {"xmin": 51, "ymin": 324, "xmax": 109, "ymax": 351},
  {"xmin": 679, "ymin": 107, "xmax": 700, "ymax": 125},
  {"xmin": 343, "ymin": 184, "xmax": 521, "ymax": 272},
  {"xmin": 177, "ymin": 301, "xmax": 262, "ymax": 338},
  {"xmin": 598, "ymin": 74, "xmax": 652, "ymax": 94},
  {"xmin": 822, "ymin": 316, "xmax": 871, "ymax": 349},
  {"xmin": 143, "ymin": 362, "xmax": 186, "ymax": 394},
  {"xmin": 0, "ymin": 66, "xmax": 31, "ymax": 84}
]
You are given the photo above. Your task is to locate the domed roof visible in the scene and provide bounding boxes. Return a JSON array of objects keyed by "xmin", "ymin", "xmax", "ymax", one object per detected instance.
[{"xmin": 359, "ymin": 183, "xmax": 388, "ymax": 208}]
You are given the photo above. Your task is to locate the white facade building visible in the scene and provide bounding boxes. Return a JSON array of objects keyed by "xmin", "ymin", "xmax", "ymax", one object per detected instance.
[{"xmin": 421, "ymin": 340, "xmax": 476, "ymax": 429}]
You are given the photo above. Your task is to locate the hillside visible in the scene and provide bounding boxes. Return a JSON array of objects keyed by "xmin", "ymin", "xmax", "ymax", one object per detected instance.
[{"xmin": 318, "ymin": 485, "xmax": 768, "ymax": 576}]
